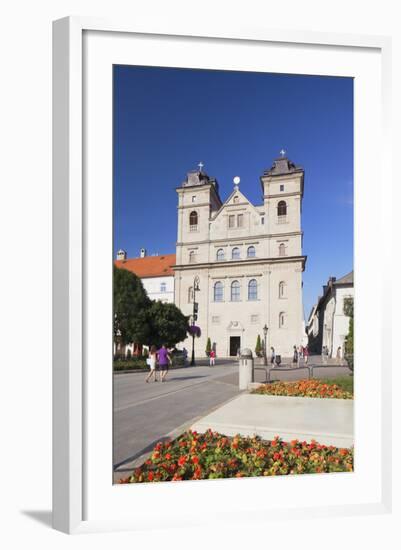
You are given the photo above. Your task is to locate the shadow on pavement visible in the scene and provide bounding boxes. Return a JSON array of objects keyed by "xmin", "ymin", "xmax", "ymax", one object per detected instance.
[{"xmin": 167, "ymin": 375, "xmax": 208, "ymax": 381}]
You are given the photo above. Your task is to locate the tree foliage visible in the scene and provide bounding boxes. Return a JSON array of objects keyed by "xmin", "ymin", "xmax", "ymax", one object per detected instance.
[
  {"xmin": 343, "ymin": 296, "xmax": 354, "ymax": 371},
  {"xmin": 205, "ymin": 337, "xmax": 212, "ymax": 355},
  {"xmin": 255, "ymin": 334, "xmax": 262, "ymax": 356},
  {"xmin": 113, "ymin": 266, "xmax": 151, "ymax": 345},
  {"xmin": 146, "ymin": 301, "xmax": 189, "ymax": 349}
]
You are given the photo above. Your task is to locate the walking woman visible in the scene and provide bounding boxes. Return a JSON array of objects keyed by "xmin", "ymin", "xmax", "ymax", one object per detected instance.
[
  {"xmin": 303, "ymin": 345, "xmax": 309, "ymax": 365},
  {"xmin": 158, "ymin": 344, "xmax": 171, "ymax": 382},
  {"xmin": 145, "ymin": 345, "xmax": 158, "ymax": 383}
]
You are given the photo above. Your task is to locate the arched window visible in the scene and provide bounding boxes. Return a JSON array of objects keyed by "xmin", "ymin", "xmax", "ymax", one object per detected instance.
[
  {"xmin": 188, "ymin": 286, "xmax": 194, "ymax": 303},
  {"xmin": 189, "ymin": 211, "xmax": 198, "ymax": 231},
  {"xmin": 247, "ymin": 245, "xmax": 256, "ymax": 258},
  {"xmin": 279, "ymin": 243, "xmax": 286, "ymax": 257},
  {"xmin": 232, "ymin": 247, "xmax": 240, "ymax": 260},
  {"xmin": 160, "ymin": 282, "xmax": 166, "ymax": 293},
  {"xmin": 189, "ymin": 250, "xmax": 196, "ymax": 263},
  {"xmin": 233, "ymin": 195, "xmax": 239, "ymax": 203},
  {"xmin": 279, "ymin": 312, "xmax": 285, "ymax": 328},
  {"xmin": 231, "ymin": 280, "xmax": 240, "ymax": 301},
  {"xmin": 248, "ymin": 279, "xmax": 258, "ymax": 301},
  {"xmin": 216, "ymin": 248, "xmax": 225, "ymax": 261},
  {"xmin": 214, "ymin": 281, "xmax": 223, "ymax": 302},
  {"xmin": 279, "ymin": 281, "xmax": 286, "ymax": 298},
  {"xmin": 277, "ymin": 200, "xmax": 287, "ymax": 217}
]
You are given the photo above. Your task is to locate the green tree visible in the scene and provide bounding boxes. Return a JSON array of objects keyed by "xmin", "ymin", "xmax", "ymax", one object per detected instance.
[
  {"xmin": 205, "ymin": 337, "xmax": 212, "ymax": 356},
  {"xmin": 255, "ymin": 334, "xmax": 262, "ymax": 357},
  {"xmin": 147, "ymin": 301, "xmax": 189, "ymax": 349},
  {"xmin": 344, "ymin": 297, "xmax": 354, "ymax": 371},
  {"xmin": 113, "ymin": 266, "xmax": 151, "ymax": 347}
]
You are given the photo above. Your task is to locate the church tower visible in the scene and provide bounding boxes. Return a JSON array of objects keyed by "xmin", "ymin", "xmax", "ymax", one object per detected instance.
[
  {"xmin": 175, "ymin": 163, "xmax": 222, "ymax": 266},
  {"xmin": 260, "ymin": 150, "xmax": 304, "ymax": 259}
]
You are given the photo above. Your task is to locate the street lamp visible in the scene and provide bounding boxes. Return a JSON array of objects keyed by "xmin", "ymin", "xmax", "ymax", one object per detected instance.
[
  {"xmin": 190, "ymin": 275, "xmax": 200, "ymax": 366},
  {"xmin": 263, "ymin": 324, "xmax": 268, "ymax": 366}
]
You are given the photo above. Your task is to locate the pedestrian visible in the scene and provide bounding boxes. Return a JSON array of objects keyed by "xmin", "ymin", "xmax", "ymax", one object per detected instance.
[
  {"xmin": 183, "ymin": 347, "xmax": 188, "ymax": 366},
  {"xmin": 303, "ymin": 345, "xmax": 309, "ymax": 365},
  {"xmin": 237, "ymin": 347, "xmax": 241, "ymax": 360},
  {"xmin": 292, "ymin": 345, "xmax": 298, "ymax": 366},
  {"xmin": 270, "ymin": 346, "xmax": 276, "ymax": 367},
  {"xmin": 157, "ymin": 344, "xmax": 171, "ymax": 382},
  {"xmin": 325, "ymin": 346, "xmax": 329, "ymax": 364},
  {"xmin": 209, "ymin": 348, "xmax": 216, "ymax": 367},
  {"xmin": 321, "ymin": 345, "xmax": 326, "ymax": 364},
  {"xmin": 336, "ymin": 346, "xmax": 342, "ymax": 363},
  {"xmin": 145, "ymin": 345, "xmax": 158, "ymax": 383},
  {"xmin": 298, "ymin": 345, "xmax": 304, "ymax": 360}
]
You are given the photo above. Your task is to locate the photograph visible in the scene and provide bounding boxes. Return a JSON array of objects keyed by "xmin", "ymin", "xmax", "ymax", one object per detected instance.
[{"xmin": 112, "ymin": 65, "xmax": 354, "ymax": 484}]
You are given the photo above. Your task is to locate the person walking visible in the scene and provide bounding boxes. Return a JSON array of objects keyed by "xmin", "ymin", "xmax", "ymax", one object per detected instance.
[
  {"xmin": 303, "ymin": 345, "xmax": 309, "ymax": 365},
  {"xmin": 336, "ymin": 346, "xmax": 342, "ymax": 364},
  {"xmin": 298, "ymin": 345, "xmax": 304, "ymax": 361},
  {"xmin": 270, "ymin": 346, "xmax": 276, "ymax": 367},
  {"xmin": 157, "ymin": 344, "xmax": 171, "ymax": 382},
  {"xmin": 145, "ymin": 345, "xmax": 158, "ymax": 383},
  {"xmin": 209, "ymin": 349, "xmax": 216, "ymax": 367},
  {"xmin": 292, "ymin": 345, "xmax": 298, "ymax": 366},
  {"xmin": 182, "ymin": 347, "xmax": 188, "ymax": 366}
]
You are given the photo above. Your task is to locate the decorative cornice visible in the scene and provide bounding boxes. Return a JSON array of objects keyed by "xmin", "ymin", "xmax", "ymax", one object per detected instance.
[
  {"xmin": 176, "ymin": 231, "xmax": 303, "ymax": 247},
  {"xmin": 173, "ymin": 255, "xmax": 307, "ymax": 272},
  {"xmin": 263, "ymin": 191, "xmax": 302, "ymax": 199}
]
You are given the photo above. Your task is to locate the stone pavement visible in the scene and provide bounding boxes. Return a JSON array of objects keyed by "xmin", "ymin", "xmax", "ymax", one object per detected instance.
[
  {"xmin": 190, "ymin": 393, "xmax": 354, "ymax": 448},
  {"xmin": 113, "ymin": 363, "xmax": 240, "ymax": 481}
]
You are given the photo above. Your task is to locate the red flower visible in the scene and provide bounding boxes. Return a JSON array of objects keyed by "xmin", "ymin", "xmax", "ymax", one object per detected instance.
[
  {"xmin": 273, "ymin": 452, "xmax": 281, "ymax": 461},
  {"xmin": 165, "ymin": 453, "xmax": 172, "ymax": 460},
  {"xmin": 178, "ymin": 455, "xmax": 187, "ymax": 466},
  {"xmin": 147, "ymin": 471, "xmax": 154, "ymax": 481},
  {"xmin": 191, "ymin": 456, "xmax": 200, "ymax": 464}
]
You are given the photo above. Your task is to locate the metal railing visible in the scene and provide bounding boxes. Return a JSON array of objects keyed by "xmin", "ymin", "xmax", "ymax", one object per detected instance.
[{"xmin": 253, "ymin": 362, "xmax": 350, "ymax": 384}]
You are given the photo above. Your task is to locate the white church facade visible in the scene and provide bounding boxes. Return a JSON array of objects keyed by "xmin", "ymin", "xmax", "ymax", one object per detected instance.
[{"xmin": 173, "ymin": 154, "xmax": 307, "ymax": 358}]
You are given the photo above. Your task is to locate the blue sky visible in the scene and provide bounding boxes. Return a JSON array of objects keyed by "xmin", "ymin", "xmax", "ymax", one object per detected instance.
[{"xmin": 113, "ymin": 65, "xmax": 353, "ymax": 319}]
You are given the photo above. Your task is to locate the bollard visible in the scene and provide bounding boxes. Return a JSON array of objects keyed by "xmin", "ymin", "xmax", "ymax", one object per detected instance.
[{"xmin": 239, "ymin": 348, "xmax": 254, "ymax": 390}]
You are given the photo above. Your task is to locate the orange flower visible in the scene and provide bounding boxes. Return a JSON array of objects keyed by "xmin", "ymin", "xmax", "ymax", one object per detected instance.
[{"xmin": 178, "ymin": 455, "xmax": 187, "ymax": 466}]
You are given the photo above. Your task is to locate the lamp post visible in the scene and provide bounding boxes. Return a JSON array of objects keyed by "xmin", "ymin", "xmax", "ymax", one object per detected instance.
[
  {"xmin": 263, "ymin": 324, "xmax": 268, "ymax": 366},
  {"xmin": 191, "ymin": 275, "xmax": 200, "ymax": 366}
]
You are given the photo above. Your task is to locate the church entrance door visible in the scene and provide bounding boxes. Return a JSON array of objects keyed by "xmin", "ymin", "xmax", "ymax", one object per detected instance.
[{"xmin": 229, "ymin": 336, "xmax": 241, "ymax": 357}]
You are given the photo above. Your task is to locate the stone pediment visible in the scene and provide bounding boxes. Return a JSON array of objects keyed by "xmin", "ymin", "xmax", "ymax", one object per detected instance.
[{"xmin": 227, "ymin": 320, "xmax": 245, "ymax": 331}]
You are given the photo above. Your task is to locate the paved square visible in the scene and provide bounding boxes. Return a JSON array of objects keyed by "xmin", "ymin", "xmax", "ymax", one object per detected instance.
[{"xmin": 190, "ymin": 393, "xmax": 354, "ymax": 448}]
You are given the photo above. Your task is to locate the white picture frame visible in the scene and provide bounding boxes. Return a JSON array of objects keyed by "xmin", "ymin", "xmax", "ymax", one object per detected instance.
[{"xmin": 52, "ymin": 16, "xmax": 392, "ymax": 534}]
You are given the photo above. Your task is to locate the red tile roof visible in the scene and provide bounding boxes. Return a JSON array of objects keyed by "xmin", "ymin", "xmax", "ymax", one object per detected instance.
[{"xmin": 115, "ymin": 254, "xmax": 176, "ymax": 278}]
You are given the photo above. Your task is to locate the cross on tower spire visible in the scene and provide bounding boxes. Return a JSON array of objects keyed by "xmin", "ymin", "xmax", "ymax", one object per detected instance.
[
  {"xmin": 280, "ymin": 149, "xmax": 286, "ymax": 157},
  {"xmin": 198, "ymin": 161, "xmax": 204, "ymax": 172}
]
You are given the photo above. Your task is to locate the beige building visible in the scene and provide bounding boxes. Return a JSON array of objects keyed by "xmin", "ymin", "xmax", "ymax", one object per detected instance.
[
  {"xmin": 174, "ymin": 154, "xmax": 307, "ymax": 358},
  {"xmin": 307, "ymin": 271, "xmax": 353, "ymax": 358}
]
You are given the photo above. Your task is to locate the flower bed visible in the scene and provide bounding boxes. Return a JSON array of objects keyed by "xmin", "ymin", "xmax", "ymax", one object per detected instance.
[
  {"xmin": 252, "ymin": 380, "xmax": 353, "ymax": 399},
  {"xmin": 118, "ymin": 430, "xmax": 353, "ymax": 483}
]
